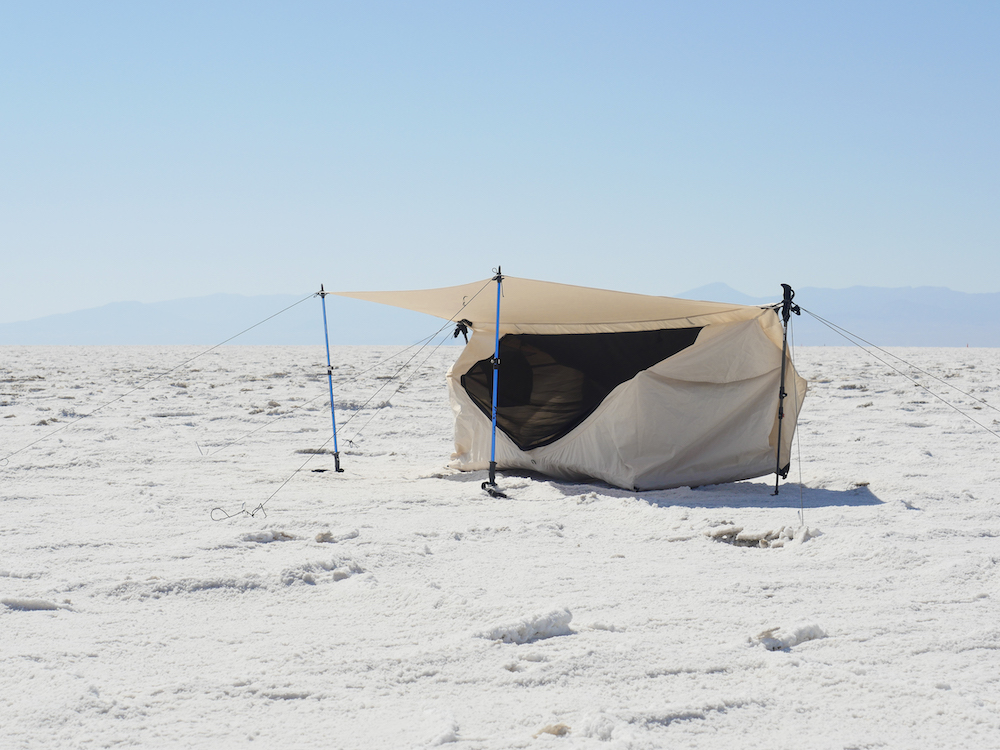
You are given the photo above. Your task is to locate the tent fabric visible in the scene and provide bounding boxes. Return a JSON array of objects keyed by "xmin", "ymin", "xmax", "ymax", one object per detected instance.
[
  {"xmin": 460, "ymin": 326, "xmax": 704, "ymax": 451},
  {"xmin": 332, "ymin": 277, "xmax": 807, "ymax": 491},
  {"xmin": 333, "ymin": 276, "xmax": 764, "ymax": 332}
]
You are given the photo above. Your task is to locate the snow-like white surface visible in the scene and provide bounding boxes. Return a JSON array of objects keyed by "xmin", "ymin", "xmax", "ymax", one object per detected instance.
[{"xmin": 2, "ymin": 345, "xmax": 999, "ymax": 748}]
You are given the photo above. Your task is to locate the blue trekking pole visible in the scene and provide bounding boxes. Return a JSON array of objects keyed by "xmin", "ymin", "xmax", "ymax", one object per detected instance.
[
  {"xmin": 482, "ymin": 268, "xmax": 507, "ymax": 498},
  {"xmin": 319, "ymin": 285, "xmax": 344, "ymax": 472}
]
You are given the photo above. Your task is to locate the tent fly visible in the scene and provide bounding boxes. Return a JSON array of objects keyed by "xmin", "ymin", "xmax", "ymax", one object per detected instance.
[{"xmin": 333, "ymin": 277, "xmax": 807, "ymax": 491}]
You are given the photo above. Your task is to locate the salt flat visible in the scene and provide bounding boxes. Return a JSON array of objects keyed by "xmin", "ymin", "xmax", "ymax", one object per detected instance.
[{"xmin": 2, "ymin": 345, "xmax": 998, "ymax": 749}]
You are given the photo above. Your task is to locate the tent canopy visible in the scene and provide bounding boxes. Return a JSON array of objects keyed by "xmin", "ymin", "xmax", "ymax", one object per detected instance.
[{"xmin": 332, "ymin": 276, "xmax": 767, "ymax": 332}]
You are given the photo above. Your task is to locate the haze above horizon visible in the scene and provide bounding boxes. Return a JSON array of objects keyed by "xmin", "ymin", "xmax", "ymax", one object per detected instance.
[{"xmin": 3, "ymin": 2, "xmax": 998, "ymax": 325}]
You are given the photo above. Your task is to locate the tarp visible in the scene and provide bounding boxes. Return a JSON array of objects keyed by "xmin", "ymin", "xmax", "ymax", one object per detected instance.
[
  {"xmin": 332, "ymin": 277, "xmax": 807, "ymax": 491},
  {"xmin": 333, "ymin": 277, "xmax": 764, "ymax": 332}
]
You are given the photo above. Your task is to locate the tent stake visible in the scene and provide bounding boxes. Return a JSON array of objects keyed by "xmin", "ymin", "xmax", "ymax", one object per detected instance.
[
  {"xmin": 319, "ymin": 285, "xmax": 344, "ymax": 473},
  {"xmin": 772, "ymin": 283, "xmax": 800, "ymax": 495},
  {"xmin": 483, "ymin": 268, "xmax": 507, "ymax": 498}
]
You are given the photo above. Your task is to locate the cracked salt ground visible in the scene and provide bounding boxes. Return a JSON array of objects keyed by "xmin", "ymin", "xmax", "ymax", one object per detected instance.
[{"xmin": 2, "ymin": 345, "xmax": 1000, "ymax": 748}]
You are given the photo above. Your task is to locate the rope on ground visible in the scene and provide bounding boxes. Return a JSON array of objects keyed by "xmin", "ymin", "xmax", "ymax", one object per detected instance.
[
  {"xmin": 2, "ymin": 293, "xmax": 318, "ymax": 464},
  {"xmin": 212, "ymin": 278, "xmax": 497, "ymax": 521},
  {"xmin": 211, "ymin": 435, "xmax": 335, "ymax": 521},
  {"xmin": 801, "ymin": 306, "xmax": 1000, "ymax": 442},
  {"xmin": 210, "ymin": 329, "xmax": 452, "ymax": 521}
]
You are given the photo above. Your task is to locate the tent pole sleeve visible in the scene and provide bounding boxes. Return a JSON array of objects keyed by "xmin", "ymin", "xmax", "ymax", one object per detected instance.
[
  {"xmin": 488, "ymin": 268, "xmax": 503, "ymax": 487},
  {"xmin": 320, "ymin": 285, "xmax": 344, "ymax": 473}
]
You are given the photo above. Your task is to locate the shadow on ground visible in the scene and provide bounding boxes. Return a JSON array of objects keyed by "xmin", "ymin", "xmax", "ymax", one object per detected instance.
[
  {"xmin": 633, "ymin": 482, "xmax": 880, "ymax": 510},
  {"xmin": 435, "ymin": 469, "xmax": 882, "ymax": 509}
]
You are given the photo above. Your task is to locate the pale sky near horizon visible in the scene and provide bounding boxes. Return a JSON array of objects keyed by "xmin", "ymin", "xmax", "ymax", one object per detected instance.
[{"xmin": 2, "ymin": 2, "xmax": 998, "ymax": 324}]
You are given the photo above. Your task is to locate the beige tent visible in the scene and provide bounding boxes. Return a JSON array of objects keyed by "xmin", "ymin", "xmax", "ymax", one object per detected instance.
[{"xmin": 334, "ymin": 276, "xmax": 807, "ymax": 491}]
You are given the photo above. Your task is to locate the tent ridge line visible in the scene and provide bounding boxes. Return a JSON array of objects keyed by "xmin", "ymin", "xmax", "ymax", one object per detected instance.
[{"xmin": 473, "ymin": 310, "xmax": 769, "ymax": 335}]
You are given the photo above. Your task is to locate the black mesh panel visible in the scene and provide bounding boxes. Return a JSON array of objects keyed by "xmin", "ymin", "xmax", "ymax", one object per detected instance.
[{"xmin": 461, "ymin": 327, "xmax": 702, "ymax": 451}]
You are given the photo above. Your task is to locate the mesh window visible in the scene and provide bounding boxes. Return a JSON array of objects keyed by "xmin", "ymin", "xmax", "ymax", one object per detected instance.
[{"xmin": 461, "ymin": 327, "xmax": 702, "ymax": 451}]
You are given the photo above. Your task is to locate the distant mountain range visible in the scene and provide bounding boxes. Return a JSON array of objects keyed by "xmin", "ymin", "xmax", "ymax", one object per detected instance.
[
  {"xmin": 677, "ymin": 284, "xmax": 999, "ymax": 347},
  {"xmin": 0, "ymin": 294, "xmax": 446, "ymax": 346},
  {"xmin": 0, "ymin": 284, "xmax": 996, "ymax": 346}
]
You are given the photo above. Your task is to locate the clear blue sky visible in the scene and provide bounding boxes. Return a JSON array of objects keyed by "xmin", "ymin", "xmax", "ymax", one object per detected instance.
[{"xmin": 2, "ymin": 1, "xmax": 998, "ymax": 323}]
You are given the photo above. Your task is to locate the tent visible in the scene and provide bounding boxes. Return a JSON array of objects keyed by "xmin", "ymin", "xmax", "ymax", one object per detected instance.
[{"xmin": 334, "ymin": 276, "xmax": 807, "ymax": 491}]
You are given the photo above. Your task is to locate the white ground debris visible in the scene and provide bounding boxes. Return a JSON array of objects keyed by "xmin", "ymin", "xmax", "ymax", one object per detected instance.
[{"xmin": 2, "ymin": 345, "xmax": 1000, "ymax": 748}]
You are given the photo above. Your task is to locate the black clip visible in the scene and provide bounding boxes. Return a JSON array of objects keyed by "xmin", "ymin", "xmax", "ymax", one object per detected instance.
[
  {"xmin": 453, "ymin": 319, "xmax": 472, "ymax": 344},
  {"xmin": 780, "ymin": 284, "xmax": 801, "ymax": 324}
]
